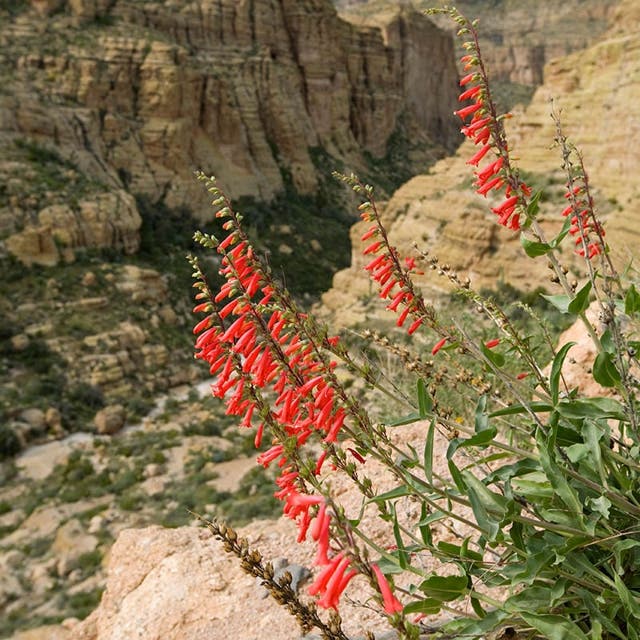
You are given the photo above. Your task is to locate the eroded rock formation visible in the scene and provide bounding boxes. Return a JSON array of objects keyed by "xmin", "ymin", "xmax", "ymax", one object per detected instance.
[
  {"xmin": 0, "ymin": 0, "xmax": 460, "ymax": 266},
  {"xmin": 322, "ymin": 0, "xmax": 639, "ymax": 327}
]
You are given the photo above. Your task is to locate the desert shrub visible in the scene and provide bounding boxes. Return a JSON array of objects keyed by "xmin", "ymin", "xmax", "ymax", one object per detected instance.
[{"xmin": 0, "ymin": 423, "xmax": 22, "ymax": 459}]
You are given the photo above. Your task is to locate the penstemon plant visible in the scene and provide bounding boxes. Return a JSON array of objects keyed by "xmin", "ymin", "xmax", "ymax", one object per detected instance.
[{"xmin": 189, "ymin": 7, "xmax": 640, "ymax": 640}]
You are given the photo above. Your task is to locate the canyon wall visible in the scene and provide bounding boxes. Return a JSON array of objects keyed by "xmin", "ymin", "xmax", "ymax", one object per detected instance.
[{"xmin": 0, "ymin": 0, "xmax": 460, "ymax": 266}]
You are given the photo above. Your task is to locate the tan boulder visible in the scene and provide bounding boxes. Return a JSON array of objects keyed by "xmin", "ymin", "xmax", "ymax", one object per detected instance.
[
  {"xmin": 5, "ymin": 192, "xmax": 141, "ymax": 267},
  {"xmin": 10, "ymin": 625, "xmax": 71, "ymax": 640},
  {"xmin": 53, "ymin": 519, "xmax": 100, "ymax": 577},
  {"xmin": 94, "ymin": 405, "xmax": 126, "ymax": 435}
]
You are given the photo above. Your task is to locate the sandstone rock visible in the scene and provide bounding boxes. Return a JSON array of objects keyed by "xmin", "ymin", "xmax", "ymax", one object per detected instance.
[
  {"xmin": 2, "ymin": 501, "xmax": 92, "ymax": 546},
  {"xmin": 0, "ymin": 573, "xmax": 24, "ymax": 609},
  {"xmin": 20, "ymin": 407, "xmax": 46, "ymax": 431},
  {"xmin": 30, "ymin": 0, "xmax": 66, "ymax": 17},
  {"xmin": 53, "ymin": 519, "xmax": 100, "ymax": 577},
  {"xmin": 11, "ymin": 624, "xmax": 72, "ymax": 640},
  {"xmin": 87, "ymin": 516, "xmax": 106, "ymax": 535},
  {"xmin": 322, "ymin": 3, "xmax": 640, "ymax": 328},
  {"xmin": 94, "ymin": 405, "xmax": 126, "ymax": 435},
  {"xmin": 82, "ymin": 271, "xmax": 97, "ymax": 287},
  {"xmin": 45, "ymin": 407, "xmax": 63, "ymax": 429},
  {"xmin": 157, "ymin": 305, "xmax": 178, "ymax": 325},
  {"xmin": 143, "ymin": 463, "xmax": 163, "ymax": 479},
  {"xmin": 2, "ymin": 0, "xmax": 459, "ymax": 273},
  {"xmin": 0, "ymin": 549, "xmax": 25, "ymax": 571},
  {"xmin": 71, "ymin": 420, "xmax": 481, "ymax": 640},
  {"xmin": 15, "ymin": 440, "xmax": 67, "ymax": 482},
  {"xmin": 115, "ymin": 266, "xmax": 168, "ymax": 304},
  {"xmin": 29, "ymin": 561, "xmax": 56, "ymax": 595},
  {"xmin": 5, "ymin": 192, "xmax": 141, "ymax": 267},
  {"xmin": 139, "ymin": 476, "xmax": 166, "ymax": 498},
  {"xmin": 0, "ymin": 508, "xmax": 24, "ymax": 532},
  {"xmin": 10, "ymin": 333, "xmax": 30, "ymax": 351}
]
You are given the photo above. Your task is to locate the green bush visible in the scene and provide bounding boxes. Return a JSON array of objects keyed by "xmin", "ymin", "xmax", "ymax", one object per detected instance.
[{"xmin": 0, "ymin": 423, "xmax": 21, "ymax": 459}]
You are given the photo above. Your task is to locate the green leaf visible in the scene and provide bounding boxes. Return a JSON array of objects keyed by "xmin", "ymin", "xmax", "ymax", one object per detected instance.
[
  {"xmin": 614, "ymin": 573, "xmax": 640, "ymax": 621},
  {"xmin": 520, "ymin": 613, "xmax": 589, "ymax": 640},
  {"xmin": 541, "ymin": 293, "xmax": 571, "ymax": 314},
  {"xmin": 370, "ymin": 485, "xmax": 411, "ymax": 503},
  {"xmin": 557, "ymin": 397, "xmax": 626, "ymax": 420},
  {"xmin": 470, "ymin": 596, "xmax": 486, "ymax": 618},
  {"xmin": 481, "ymin": 343, "xmax": 505, "ymax": 367},
  {"xmin": 417, "ymin": 378, "xmax": 432, "ymax": 417},
  {"xmin": 490, "ymin": 401, "xmax": 552, "ymax": 417},
  {"xmin": 418, "ymin": 503, "xmax": 433, "ymax": 546},
  {"xmin": 601, "ymin": 329, "xmax": 616, "ymax": 354},
  {"xmin": 423, "ymin": 419, "xmax": 435, "ymax": 484},
  {"xmin": 521, "ymin": 235, "xmax": 552, "ymax": 257},
  {"xmin": 418, "ymin": 574, "xmax": 468, "ymax": 601},
  {"xmin": 462, "ymin": 472, "xmax": 507, "ymax": 541},
  {"xmin": 385, "ymin": 412, "xmax": 422, "ymax": 427},
  {"xmin": 536, "ymin": 430, "xmax": 583, "ymax": 518},
  {"xmin": 568, "ymin": 281, "xmax": 592, "ymax": 314},
  {"xmin": 402, "ymin": 599, "xmax": 442, "ymax": 615},
  {"xmin": 390, "ymin": 503, "xmax": 409, "ymax": 569},
  {"xmin": 457, "ymin": 428, "xmax": 497, "ymax": 449},
  {"xmin": 526, "ymin": 189, "xmax": 543, "ymax": 218},
  {"xmin": 593, "ymin": 351, "xmax": 621, "ymax": 387},
  {"xmin": 550, "ymin": 342, "xmax": 575, "ymax": 405},
  {"xmin": 551, "ymin": 213, "xmax": 573, "ymax": 248},
  {"xmin": 447, "ymin": 458, "xmax": 466, "ymax": 493},
  {"xmin": 445, "ymin": 610, "xmax": 508, "ymax": 636},
  {"xmin": 626, "ymin": 284, "xmax": 640, "ymax": 315},
  {"xmin": 511, "ymin": 472, "xmax": 554, "ymax": 500},
  {"xmin": 437, "ymin": 541, "xmax": 483, "ymax": 562},
  {"xmin": 587, "ymin": 495, "xmax": 611, "ymax": 520},
  {"xmin": 474, "ymin": 395, "xmax": 489, "ymax": 432},
  {"xmin": 505, "ymin": 585, "xmax": 560, "ymax": 613}
]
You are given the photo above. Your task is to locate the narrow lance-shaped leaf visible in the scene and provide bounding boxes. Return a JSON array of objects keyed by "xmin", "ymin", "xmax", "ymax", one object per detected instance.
[
  {"xmin": 550, "ymin": 342, "xmax": 575, "ymax": 405},
  {"xmin": 423, "ymin": 418, "xmax": 435, "ymax": 484}
]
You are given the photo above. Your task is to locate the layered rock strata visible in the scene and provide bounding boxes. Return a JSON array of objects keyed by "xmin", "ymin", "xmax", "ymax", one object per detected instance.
[
  {"xmin": 322, "ymin": 0, "xmax": 640, "ymax": 327},
  {"xmin": 0, "ymin": 0, "xmax": 460, "ymax": 265}
]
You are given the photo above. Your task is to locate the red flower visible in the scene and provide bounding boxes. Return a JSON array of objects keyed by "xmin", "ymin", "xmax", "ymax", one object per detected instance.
[
  {"xmin": 371, "ymin": 564, "xmax": 404, "ymax": 615},
  {"xmin": 431, "ymin": 337, "xmax": 447, "ymax": 356},
  {"xmin": 309, "ymin": 554, "xmax": 357, "ymax": 610}
]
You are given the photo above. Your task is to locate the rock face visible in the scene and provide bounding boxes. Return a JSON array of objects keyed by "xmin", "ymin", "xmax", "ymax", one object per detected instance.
[
  {"xmin": 0, "ymin": 0, "xmax": 460, "ymax": 266},
  {"xmin": 69, "ymin": 420, "xmax": 478, "ymax": 640},
  {"xmin": 337, "ymin": 0, "xmax": 617, "ymax": 91},
  {"xmin": 322, "ymin": 0, "xmax": 640, "ymax": 326}
]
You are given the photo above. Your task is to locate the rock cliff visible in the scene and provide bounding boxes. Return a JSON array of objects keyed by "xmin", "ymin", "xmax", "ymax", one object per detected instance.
[
  {"xmin": 322, "ymin": 0, "xmax": 639, "ymax": 327},
  {"xmin": 0, "ymin": 0, "xmax": 460, "ymax": 266},
  {"xmin": 337, "ymin": 0, "xmax": 617, "ymax": 98}
]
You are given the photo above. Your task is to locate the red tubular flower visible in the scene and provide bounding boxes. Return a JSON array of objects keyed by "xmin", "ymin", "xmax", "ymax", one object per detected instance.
[
  {"xmin": 407, "ymin": 317, "xmax": 422, "ymax": 335},
  {"xmin": 318, "ymin": 557, "xmax": 357, "ymax": 610},
  {"xmin": 459, "ymin": 85, "xmax": 481, "ymax": 101},
  {"xmin": 257, "ymin": 444, "xmax": 285, "ymax": 468},
  {"xmin": 455, "ymin": 102, "xmax": 483, "ymax": 120},
  {"xmin": 467, "ymin": 143, "xmax": 491, "ymax": 166},
  {"xmin": 476, "ymin": 176, "xmax": 503, "ymax": 196},
  {"xmin": 431, "ymin": 337, "xmax": 447, "ymax": 356},
  {"xmin": 371, "ymin": 564, "xmax": 404, "ymax": 615},
  {"xmin": 485, "ymin": 338, "xmax": 500, "ymax": 349},
  {"xmin": 459, "ymin": 71, "xmax": 476, "ymax": 86}
]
